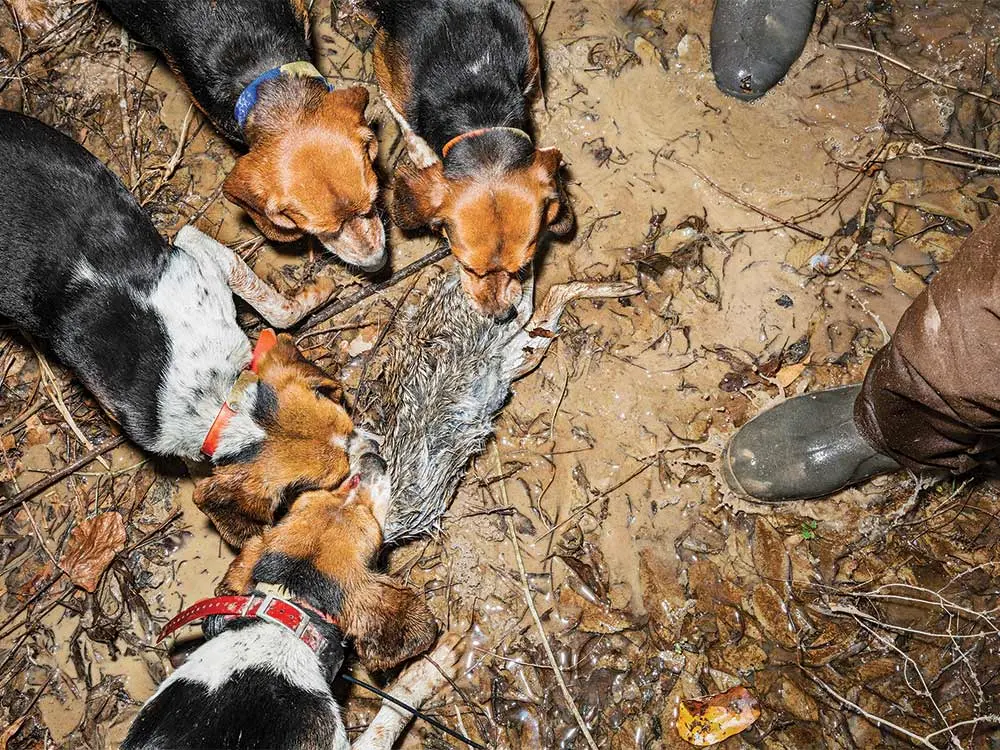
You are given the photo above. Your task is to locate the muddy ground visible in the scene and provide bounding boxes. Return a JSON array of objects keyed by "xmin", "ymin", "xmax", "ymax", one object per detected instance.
[{"xmin": 2, "ymin": 0, "xmax": 1000, "ymax": 747}]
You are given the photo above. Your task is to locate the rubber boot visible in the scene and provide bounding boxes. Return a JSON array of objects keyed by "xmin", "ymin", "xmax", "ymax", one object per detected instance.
[
  {"xmin": 721, "ymin": 385, "xmax": 901, "ymax": 502},
  {"xmin": 710, "ymin": 0, "xmax": 818, "ymax": 101}
]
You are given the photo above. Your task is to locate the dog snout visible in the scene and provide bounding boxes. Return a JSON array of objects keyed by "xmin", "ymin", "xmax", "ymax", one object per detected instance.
[
  {"xmin": 321, "ymin": 214, "xmax": 387, "ymax": 272},
  {"xmin": 493, "ymin": 305, "xmax": 517, "ymax": 324}
]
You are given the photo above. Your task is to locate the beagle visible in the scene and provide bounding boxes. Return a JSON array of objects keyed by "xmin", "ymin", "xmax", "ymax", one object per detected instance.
[
  {"xmin": 0, "ymin": 111, "xmax": 362, "ymax": 549},
  {"xmin": 101, "ymin": 0, "xmax": 387, "ymax": 271},
  {"xmin": 370, "ymin": 0, "xmax": 574, "ymax": 320},
  {"xmin": 123, "ymin": 454, "xmax": 439, "ymax": 750}
]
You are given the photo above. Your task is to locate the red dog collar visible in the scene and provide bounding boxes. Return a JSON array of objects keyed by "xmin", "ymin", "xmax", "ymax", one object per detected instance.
[
  {"xmin": 441, "ymin": 126, "xmax": 532, "ymax": 159},
  {"xmin": 158, "ymin": 592, "xmax": 338, "ymax": 654},
  {"xmin": 201, "ymin": 329, "xmax": 278, "ymax": 458}
]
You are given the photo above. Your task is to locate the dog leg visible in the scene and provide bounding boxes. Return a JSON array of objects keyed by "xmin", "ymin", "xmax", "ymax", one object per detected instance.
[
  {"xmin": 351, "ymin": 633, "xmax": 465, "ymax": 750},
  {"xmin": 175, "ymin": 225, "xmax": 335, "ymax": 329},
  {"xmin": 510, "ymin": 281, "xmax": 640, "ymax": 379},
  {"xmin": 217, "ymin": 536, "xmax": 266, "ymax": 595},
  {"xmin": 381, "ymin": 95, "xmax": 438, "ymax": 170}
]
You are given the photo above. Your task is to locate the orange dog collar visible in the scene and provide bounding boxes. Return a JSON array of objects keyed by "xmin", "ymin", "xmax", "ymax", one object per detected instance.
[
  {"xmin": 441, "ymin": 126, "xmax": 532, "ymax": 159},
  {"xmin": 200, "ymin": 329, "xmax": 277, "ymax": 458}
]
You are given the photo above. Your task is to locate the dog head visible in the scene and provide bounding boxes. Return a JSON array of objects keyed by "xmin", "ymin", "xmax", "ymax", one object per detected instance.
[
  {"xmin": 194, "ymin": 333, "xmax": 360, "ymax": 549},
  {"xmin": 391, "ymin": 140, "xmax": 574, "ymax": 320},
  {"xmin": 223, "ymin": 80, "xmax": 386, "ymax": 272},
  {"xmin": 225, "ymin": 454, "xmax": 438, "ymax": 672}
]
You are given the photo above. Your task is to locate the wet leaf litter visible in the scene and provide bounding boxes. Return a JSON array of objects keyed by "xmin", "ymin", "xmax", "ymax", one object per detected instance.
[{"xmin": 2, "ymin": 0, "xmax": 1000, "ymax": 748}]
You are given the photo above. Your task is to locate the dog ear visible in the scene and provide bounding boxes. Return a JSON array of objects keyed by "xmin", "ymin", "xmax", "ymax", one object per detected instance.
[
  {"xmin": 325, "ymin": 86, "xmax": 370, "ymax": 121},
  {"xmin": 390, "ymin": 162, "xmax": 448, "ymax": 231},
  {"xmin": 534, "ymin": 147, "xmax": 575, "ymax": 236},
  {"xmin": 193, "ymin": 468, "xmax": 272, "ymax": 549},
  {"xmin": 223, "ymin": 148, "xmax": 307, "ymax": 243},
  {"xmin": 254, "ymin": 332, "xmax": 308, "ymax": 373},
  {"xmin": 345, "ymin": 573, "xmax": 438, "ymax": 672}
]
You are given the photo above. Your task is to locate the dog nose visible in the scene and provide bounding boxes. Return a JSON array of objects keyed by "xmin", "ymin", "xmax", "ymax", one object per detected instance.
[{"xmin": 493, "ymin": 306, "xmax": 517, "ymax": 324}]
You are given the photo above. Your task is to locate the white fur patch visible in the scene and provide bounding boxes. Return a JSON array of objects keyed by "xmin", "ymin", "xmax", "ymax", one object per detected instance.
[
  {"xmin": 152, "ymin": 623, "xmax": 349, "ymax": 749},
  {"xmin": 71, "ymin": 258, "xmax": 100, "ymax": 286},
  {"xmin": 155, "ymin": 624, "xmax": 331, "ymax": 696},
  {"xmin": 146, "ymin": 249, "xmax": 260, "ymax": 460}
]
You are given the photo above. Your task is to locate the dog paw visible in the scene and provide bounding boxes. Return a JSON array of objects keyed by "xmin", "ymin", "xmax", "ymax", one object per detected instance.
[
  {"xmin": 427, "ymin": 631, "xmax": 466, "ymax": 675},
  {"xmin": 300, "ymin": 274, "xmax": 337, "ymax": 309}
]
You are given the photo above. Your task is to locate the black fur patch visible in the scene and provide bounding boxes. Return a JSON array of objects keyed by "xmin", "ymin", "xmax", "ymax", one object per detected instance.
[
  {"xmin": 371, "ymin": 0, "xmax": 536, "ymax": 154},
  {"xmin": 444, "ymin": 130, "xmax": 535, "ymax": 179},
  {"xmin": 252, "ymin": 382, "xmax": 280, "ymax": 426},
  {"xmin": 100, "ymin": 0, "xmax": 312, "ymax": 144},
  {"xmin": 253, "ymin": 552, "xmax": 345, "ymax": 616},
  {"xmin": 273, "ymin": 479, "xmax": 320, "ymax": 524},
  {"xmin": 212, "ymin": 382, "xmax": 278, "ymax": 466},
  {"xmin": 0, "ymin": 111, "xmax": 170, "ymax": 449},
  {"xmin": 121, "ymin": 666, "xmax": 340, "ymax": 750}
]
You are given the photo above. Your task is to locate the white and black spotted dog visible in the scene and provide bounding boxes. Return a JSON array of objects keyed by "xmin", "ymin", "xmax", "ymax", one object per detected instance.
[
  {"xmin": 0, "ymin": 110, "xmax": 368, "ymax": 548},
  {"xmin": 123, "ymin": 453, "xmax": 439, "ymax": 750}
]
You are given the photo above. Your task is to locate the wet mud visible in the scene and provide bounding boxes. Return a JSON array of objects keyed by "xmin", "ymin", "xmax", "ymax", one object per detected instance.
[{"xmin": 2, "ymin": 0, "xmax": 1000, "ymax": 747}]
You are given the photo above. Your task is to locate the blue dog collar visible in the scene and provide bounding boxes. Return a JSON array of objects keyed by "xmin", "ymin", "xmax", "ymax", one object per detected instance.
[{"xmin": 234, "ymin": 61, "xmax": 333, "ymax": 130}]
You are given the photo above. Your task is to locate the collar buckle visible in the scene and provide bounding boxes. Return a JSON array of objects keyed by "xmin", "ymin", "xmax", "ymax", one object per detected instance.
[{"xmin": 251, "ymin": 592, "xmax": 312, "ymax": 638}]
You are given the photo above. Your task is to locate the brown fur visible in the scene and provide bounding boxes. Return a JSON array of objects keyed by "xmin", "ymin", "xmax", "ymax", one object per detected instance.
[
  {"xmin": 372, "ymin": 32, "xmax": 410, "ymax": 116},
  {"xmin": 194, "ymin": 334, "xmax": 355, "ymax": 549},
  {"xmin": 219, "ymin": 480, "xmax": 438, "ymax": 672},
  {"xmin": 391, "ymin": 148, "xmax": 572, "ymax": 318},
  {"xmin": 222, "ymin": 80, "xmax": 384, "ymax": 267},
  {"xmin": 374, "ymin": 2, "xmax": 574, "ymax": 317}
]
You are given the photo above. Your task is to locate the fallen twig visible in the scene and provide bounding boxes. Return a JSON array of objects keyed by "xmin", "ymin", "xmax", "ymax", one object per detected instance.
[
  {"xmin": 295, "ymin": 244, "xmax": 451, "ymax": 331},
  {"xmin": 1, "ymin": 435, "xmax": 127, "ymax": 515},
  {"xmin": 495, "ymin": 445, "xmax": 600, "ymax": 750},
  {"xmin": 29, "ymin": 341, "xmax": 111, "ymax": 470},
  {"xmin": 668, "ymin": 157, "xmax": 824, "ymax": 240},
  {"xmin": 835, "ymin": 44, "xmax": 1000, "ymax": 108}
]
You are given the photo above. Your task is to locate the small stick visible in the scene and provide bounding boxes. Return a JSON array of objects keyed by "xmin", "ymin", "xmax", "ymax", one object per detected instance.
[
  {"xmin": 296, "ymin": 244, "xmax": 451, "ymax": 331},
  {"xmin": 0, "ymin": 435, "xmax": 127, "ymax": 515},
  {"xmin": 29, "ymin": 341, "xmax": 111, "ymax": 470},
  {"xmin": 0, "ymin": 399, "xmax": 47, "ymax": 436},
  {"xmin": 836, "ymin": 44, "xmax": 1000, "ymax": 108},
  {"xmin": 495, "ymin": 445, "xmax": 600, "ymax": 750},
  {"xmin": 669, "ymin": 158, "xmax": 824, "ymax": 240}
]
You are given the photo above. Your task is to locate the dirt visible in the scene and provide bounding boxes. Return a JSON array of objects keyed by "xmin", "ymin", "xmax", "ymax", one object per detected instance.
[{"xmin": 3, "ymin": 0, "xmax": 1000, "ymax": 748}]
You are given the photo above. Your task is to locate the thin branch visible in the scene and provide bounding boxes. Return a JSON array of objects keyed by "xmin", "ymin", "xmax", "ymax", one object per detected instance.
[
  {"xmin": 495, "ymin": 445, "xmax": 599, "ymax": 750},
  {"xmin": 836, "ymin": 44, "xmax": 1000, "ymax": 108},
  {"xmin": 295, "ymin": 244, "xmax": 450, "ymax": 331},
  {"xmin": 1, "ymin": 435, "xmax": 127, "ymax": 515}
]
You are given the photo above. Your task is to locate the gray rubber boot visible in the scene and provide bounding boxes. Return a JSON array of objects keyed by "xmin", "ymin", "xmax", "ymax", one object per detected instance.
[
  {"xmin": 721, "ymin": 385, "xmax": 901, "ymax": 502},
  {"xmin": 710, "ymin": 0, "xmax": 818, "ymax": 101}
]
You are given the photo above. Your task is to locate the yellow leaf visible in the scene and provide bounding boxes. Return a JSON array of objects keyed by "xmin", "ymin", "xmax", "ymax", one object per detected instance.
[{"xmin": 676, "ymin": 685, "xmax": 761, "ymax": 746}]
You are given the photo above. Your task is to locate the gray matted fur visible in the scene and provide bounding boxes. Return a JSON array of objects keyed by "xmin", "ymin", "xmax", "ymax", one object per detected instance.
[{"xmin": 359, "ymin": 268, "xmax": 637, "ymax": 545}]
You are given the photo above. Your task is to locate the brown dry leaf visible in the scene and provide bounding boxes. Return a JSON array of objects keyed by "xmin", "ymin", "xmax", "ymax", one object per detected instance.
[
  {"xmin": 890, "ymin": 261, "xmax": 926, "ymax": 299},
  {"xmin": 0, "ymin": 716, "xmax": 27, "ymax": 750},
  {"xmin": 785, "ymin": 239, "xmax": 826, "ymax": 268},
  {"xmin": 59, "ymin": 512, "xmax": 127, "ymax": 593},
  {"xmin": 676, "ymin": 685, "xmax": 761, "ymax": 746},
  {"xmin": 775, "ymin": 363, "xmax": 806, "ymax": 388},
  {"xmin": 558, "ymin": 586, "xmax": 634, "ymax": 634}
]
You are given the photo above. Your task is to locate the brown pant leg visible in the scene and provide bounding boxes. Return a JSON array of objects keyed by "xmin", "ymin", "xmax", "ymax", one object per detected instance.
[{"xmin": 855, "ymin": 212, "xmax": 1000, "ymax": 474}]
